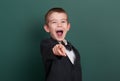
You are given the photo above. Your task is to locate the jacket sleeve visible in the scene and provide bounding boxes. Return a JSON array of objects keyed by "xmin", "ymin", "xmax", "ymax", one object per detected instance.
[{"xmin": 40, "ymin": 40, "xmax": 59, "ymax": 62}]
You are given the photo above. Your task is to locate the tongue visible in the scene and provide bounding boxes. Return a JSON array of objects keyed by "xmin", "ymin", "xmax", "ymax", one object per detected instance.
[{"xmin": 57, "ymin": 31, "xmax": 63, "ymax": 36}]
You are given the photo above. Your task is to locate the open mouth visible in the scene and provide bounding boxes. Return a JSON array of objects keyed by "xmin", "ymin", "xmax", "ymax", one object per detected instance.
[{"xmin": 56, "ymin": 30, "xmax": 63, "ymax": 36}]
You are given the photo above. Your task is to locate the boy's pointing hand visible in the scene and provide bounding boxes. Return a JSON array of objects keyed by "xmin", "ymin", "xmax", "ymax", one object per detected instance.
[{"xmin": 52, "ymin": 44, "xmax": 66, "ymax": 57}]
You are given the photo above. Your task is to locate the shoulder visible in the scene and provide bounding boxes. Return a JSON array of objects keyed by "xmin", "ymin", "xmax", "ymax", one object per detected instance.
[
  {"xmin": 40, "ymin": 37, "xmax": 58, "ymax": 48},
  {"xmin": 40, "ymin": 38, "xmax": 51, "ymax": 47},
  {"xmin": 41, "ymin": 38, "xmax": 50, "ymax": 44}
]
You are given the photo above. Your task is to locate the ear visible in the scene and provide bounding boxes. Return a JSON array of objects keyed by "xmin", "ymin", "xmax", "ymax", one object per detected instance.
[
  {"xmin": 44, "ymin": 24, "xmax": 50, "ymax": 33},
  {"xmin": 67, "ymin": 23, "xmax": 71, "ymax": 31}
]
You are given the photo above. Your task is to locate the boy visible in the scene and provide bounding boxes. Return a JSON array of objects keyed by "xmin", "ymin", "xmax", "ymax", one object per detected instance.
[{"xmin": 40, "ymin": 7, "xmax": 82, "ymax": 81}]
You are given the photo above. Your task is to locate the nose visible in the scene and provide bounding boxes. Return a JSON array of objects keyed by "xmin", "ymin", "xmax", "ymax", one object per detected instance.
[{"xmin": 57, "ymin": 22, "xmax": 62, "ymax": 27}]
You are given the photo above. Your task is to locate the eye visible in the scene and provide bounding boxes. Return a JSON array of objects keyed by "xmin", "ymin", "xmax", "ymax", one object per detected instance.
[
  {"xmin": 52, "ymin": 21, "xmax": 57, "ymax": 23},
  {"xmin": 61, "ymin": 20, "xmax": 67, "ymax": 23}
]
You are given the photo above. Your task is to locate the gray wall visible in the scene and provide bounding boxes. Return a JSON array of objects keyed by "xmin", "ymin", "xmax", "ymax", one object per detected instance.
[{"xmin": 0, "ymin": 0, "xmax": 120, "ymax": 81}]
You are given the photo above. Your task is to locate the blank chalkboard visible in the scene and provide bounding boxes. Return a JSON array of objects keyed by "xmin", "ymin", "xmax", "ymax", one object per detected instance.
[{"xmin": 0, "ymin": 0, "xmax": 120, "ymax": 81}]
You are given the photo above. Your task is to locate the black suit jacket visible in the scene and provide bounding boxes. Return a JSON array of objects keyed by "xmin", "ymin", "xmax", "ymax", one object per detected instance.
[{"xmin": 40, "ymin": 37, "xmax": 82, "ymax": 81}]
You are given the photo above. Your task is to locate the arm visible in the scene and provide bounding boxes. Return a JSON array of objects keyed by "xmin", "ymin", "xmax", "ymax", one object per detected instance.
[
  {"xmin": 40, "ymin": 40, "xmax": 65, "ymax": 61},
  {"xmin": 40, "ymin": 41, "xmax": 57, "ymax": 61}
]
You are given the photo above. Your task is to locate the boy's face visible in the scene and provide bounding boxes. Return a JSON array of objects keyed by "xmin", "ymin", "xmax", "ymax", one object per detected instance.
[{"xmin": 44, "ymin": 12, "xmax": 70, "ymax": 41}]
